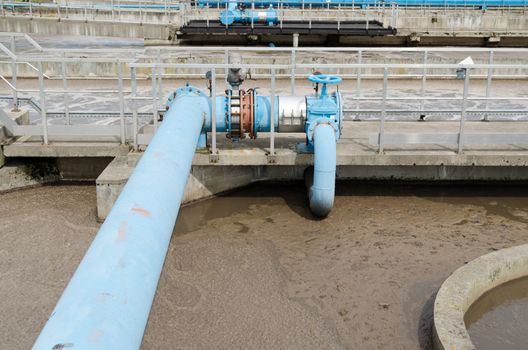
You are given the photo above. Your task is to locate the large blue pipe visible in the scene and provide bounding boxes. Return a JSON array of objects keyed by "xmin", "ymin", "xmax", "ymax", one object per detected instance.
[
  {"xmin": 309, "ymin": 123, "xmax": 336, "ymax": 217},
  {"xmin": 32, "ymin": 86, "xmax": 208, "ymax": 350},
  {"xmin": 200, "ymin": 0, "xmax": 528, "ymax": 7}
]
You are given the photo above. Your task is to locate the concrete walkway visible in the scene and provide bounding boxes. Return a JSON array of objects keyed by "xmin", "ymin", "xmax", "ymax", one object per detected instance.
[{"xmin": 5, "ymin": 120, "xmax": 528, "ymax": 166}]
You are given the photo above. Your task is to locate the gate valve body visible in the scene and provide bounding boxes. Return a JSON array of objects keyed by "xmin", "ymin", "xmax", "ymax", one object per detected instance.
[{"xmin": 304, "ymin": 74, "xmax": 343, "ymax": 148}]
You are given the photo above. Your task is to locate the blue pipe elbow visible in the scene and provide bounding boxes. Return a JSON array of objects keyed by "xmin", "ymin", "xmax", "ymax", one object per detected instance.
[
  {"xmin": 309, "ymin": 123, "xmax": 336, "ymax": 217},
  {"xmin": 32, "ymin": 87, "xmax": 209, "ymax": 350}
]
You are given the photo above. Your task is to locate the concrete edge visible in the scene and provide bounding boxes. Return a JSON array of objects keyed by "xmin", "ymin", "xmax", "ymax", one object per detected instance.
[{"xmin": 433, "ymin": 243, "xmax": 528, "ymax": 350}]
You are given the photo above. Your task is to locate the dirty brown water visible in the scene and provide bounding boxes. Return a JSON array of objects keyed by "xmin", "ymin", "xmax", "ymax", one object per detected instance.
[
  {"xmin": 465, "ymin": 276, "xmax": 528, "ymax": 350},
  {"xmin": 175, "ymin": 183, "xmax": 528, "ymax": 235},
  {"xmin": 2, "ymin": 183, "xmax": 528, "ymax": 349}
]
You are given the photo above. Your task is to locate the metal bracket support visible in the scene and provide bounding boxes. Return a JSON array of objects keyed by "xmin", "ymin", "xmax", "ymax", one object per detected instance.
[
  {"xmin": 267, "ymin": 154, "xmax": 277, "ymax": 164},
  {"xmin": 209, "ymin": 153, "xmax": 219, "ymax": 163}
]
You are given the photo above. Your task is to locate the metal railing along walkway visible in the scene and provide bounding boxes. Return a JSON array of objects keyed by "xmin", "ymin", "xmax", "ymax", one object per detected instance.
[
  {"xmin": 1, "ymin": 0, "xmax": 526, "ymax": 32},
  {"xmin": 1, "ymin": 33, "xmax": 528, "ymax": 160}
]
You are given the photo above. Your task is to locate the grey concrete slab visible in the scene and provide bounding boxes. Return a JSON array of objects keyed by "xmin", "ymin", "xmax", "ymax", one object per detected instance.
[
  {"xmin": 4, "ymin": 140, "xmax": 130, "ymax": 157},
  {"xmin": 191, "ymin": 121, "xmax": 528, "ymax": 166}
]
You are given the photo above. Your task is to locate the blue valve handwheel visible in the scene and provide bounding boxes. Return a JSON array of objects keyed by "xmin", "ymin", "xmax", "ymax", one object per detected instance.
[{"xmin": 308, "ymin": 74, "xmax": 342, "ymax": 85}]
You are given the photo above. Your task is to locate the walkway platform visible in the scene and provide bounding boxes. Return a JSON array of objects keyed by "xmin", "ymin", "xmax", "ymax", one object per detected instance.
[
  {"xmin": 5, "ymin": 121, "xmax": 528, "ymax": 166},
  {"xmin": 193, "ymin": 120, "xmax": 528, "ymax": 167},
  {"xmin": 3, "ymin": 139, "xmax": 130, "ymax": 158},
  {"xmin": 179, "ymin": 20, "xmax": 396, "ymax": 36}
]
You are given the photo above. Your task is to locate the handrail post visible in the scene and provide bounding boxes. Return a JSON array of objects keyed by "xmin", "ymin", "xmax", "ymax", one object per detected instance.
[
  {"xmin": 131, "ymin": 66, "xmax": 137, "ymax": 95},
  {"xmin": 484, "ymin": 50, "xmax": 493, "ymax": 121},
  {"xmin": 420, "ymin": 50, "xmax": 428, "ymax": 116},
  {"xmin": 379, "ymin": 67, "xmax": 388, "ymax": 153},
  {"xmin": 338, "ymin": 3, "xmax": 341, "ymax": 31},
  {"xmin": 61, "ymin": 53, "xmax": 70, "ymax": 125},
  {"xmin": 269, "ymin": 67, "xmax": 276, "ymax": 160},
  {"xmin": 38, "ymin": 61, "xmax": 48, "ymax": 145},
  {"xmin": 308, "ymin": 4, "xmax": 312, "ymax": 30},
  {"xmin": 355, "ymin": 49, "xmax": 362, "ymax": 120},
  {"xmin": 458, "ymin": 68, "xmax": 470, "ymax": 154},
  {"xmin": 152, "ymin": 65, "xmax": 158, "ymax": 130},
  {"xmin": 290, "ymin": 45, "xmax": 296, "ymax": 96},
  {"xmin": 132, "ymin": 66, "xmax": 138, "ymax": 151},
  {"xmin": 251, "ymin": 2, "xmax": 254, "ymax": 29},
  {"xmin": 157, "ymin": 49, "xmax": 163, "ymax": 104},
  {"xmin": 224, "ymin": 48, "xmax": 229, "ymax": 88},
  {"xmin": 131, "ymin": 65, "xmax": 138, "ymax": 148},
  {"xmin": 118, "ymin": 61, "xmax": 126, "ymax": 144},
  {"xmin": 211, "ymin": 68, "xmax": 218, "ymax": 162},
  {"xmin": 10, "ymin": 36, "xmax": 18, "ymax": 111}
]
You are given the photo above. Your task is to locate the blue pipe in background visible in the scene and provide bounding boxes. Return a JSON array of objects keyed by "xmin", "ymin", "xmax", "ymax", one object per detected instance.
[
  {"xmin": 310, "ymin": 123, "xmax": 337, "ymax": 217},
  {"xmin": 220, "ymin": 0, "xmax": 278, "ymax": 25},
  {"xmin": 32, "ymin": 85, "xmax": 209, "ymax": 350},
  {"xmin": 201, "ymin": 0, "xmax": 528, "ymax": 8}
]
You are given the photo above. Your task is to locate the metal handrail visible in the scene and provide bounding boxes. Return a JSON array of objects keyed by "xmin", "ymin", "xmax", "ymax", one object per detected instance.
[
  {"xmin": 0, "ymin": 34, "xmax": 528, "ymax": 156},
  {"xmin": 1, "ymin": 0, "xmax": 527, "ymax": 27}
]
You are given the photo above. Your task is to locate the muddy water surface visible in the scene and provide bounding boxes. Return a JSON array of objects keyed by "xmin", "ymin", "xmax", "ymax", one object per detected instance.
[
  {"xmin": 2, "ymin": 183, "xmax": 528, "ymax": 350},
  {"xmin": 466, "ymin": 277, "xmax": 528, "ymax": 350},
  {"xmin": 144, "ymin": 183, "xmax": 528, "ymax": 350}
]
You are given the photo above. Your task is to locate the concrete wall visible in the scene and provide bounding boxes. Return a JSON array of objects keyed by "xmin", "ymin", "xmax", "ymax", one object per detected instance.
[
  {"xmin": 0, "ymin": 16, "xmax": 171, "ymax": 40},
  {"xmin": 10, "ymin": 7, "xmax": 179, "ymax": 24},
  {"xmin": 396, "ymin": 9, "xmax": 528, "ymax": 35},
  {"xmin": 95, "ymin": 153, "xmax": 528, "ymax": 220},
  {"xmin": 1, "ymin": 8, "xmax": 527, "ymax": 43}
]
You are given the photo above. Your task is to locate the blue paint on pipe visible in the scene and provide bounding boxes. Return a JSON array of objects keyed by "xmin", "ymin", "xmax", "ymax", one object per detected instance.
[
  {"xmin": 253, "ymin": 94, "xmax": 279, "ymax": 134},
  {"xmin": 32, "ymin": 86, "xmax": 209, "ymax": 350},
  {"xmin": 220, "ymin": 6, "xmax": 278, "ymax": 25},
  {"xmin": 303, "ymin": 74, "xmax": 341, "ymax": 216},
  {"xmin": 309, "ymin": 123, "xmax": 336, "ymax": 217}
]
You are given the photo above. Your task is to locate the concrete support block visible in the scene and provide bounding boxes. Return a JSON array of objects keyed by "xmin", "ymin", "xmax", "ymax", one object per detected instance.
[
  {"xmin": 96, "ymin": 152, "xmax": 263, "ymax": 221},
  {"xmin": 96, "ymin": 154, "xmax": 139, "ymax": 221},
  {"xmin": 486, "ymin": 36, "xmax": 501, "ymax": 46},
  {"xmin": 0, "ymin": 146, "xmax": 5, "ymax": 169},
  {"xmin": 0, "ymin": 108, "xmax": 29, "ymax": 144},
  {"xmin": 409, "ymin": 34, "xmax": 421, "ymax": 44},
  {"xmin": 182, "ymin": 166, "xmax": 256, "ymax": 204},
  {"xmin": 0, "ymin": 108, "xmax": 29, "ymax": 169}
]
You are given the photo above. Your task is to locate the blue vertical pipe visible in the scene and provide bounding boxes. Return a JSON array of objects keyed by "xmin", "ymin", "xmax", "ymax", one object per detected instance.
[
  {"xmin": 309, "ymin": 124, "xmax": 336, "ymax": 217},
  {"xmin": 32, "ymin": 86, "xmax": 209, "ymax": 350}
]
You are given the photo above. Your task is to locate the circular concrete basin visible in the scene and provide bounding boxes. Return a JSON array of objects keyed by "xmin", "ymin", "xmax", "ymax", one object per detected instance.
[{"xmin": 433, "ymin": 243, "xmax": 528, "ymax": 350}]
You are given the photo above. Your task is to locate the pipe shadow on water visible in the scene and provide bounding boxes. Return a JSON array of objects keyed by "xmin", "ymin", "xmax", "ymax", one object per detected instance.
[
  {"xmin": 174, "ymin": 182, "xmax": 316, "ymax": 235},
  {"xmin": 417, "ymin": 292, "xmax": 437, "ymax": 350}
]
